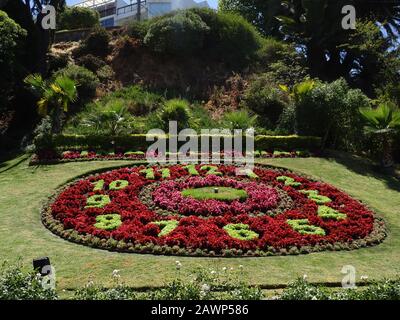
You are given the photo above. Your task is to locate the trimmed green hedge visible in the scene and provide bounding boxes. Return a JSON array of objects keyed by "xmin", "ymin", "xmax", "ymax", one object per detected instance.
[
  {"xmin": 53, "ymin": 134, "xmax": 321, "ymax": 151},
  {"xmin": 255, "ymin": 135, "xmax": 321, "ymax": 151}
]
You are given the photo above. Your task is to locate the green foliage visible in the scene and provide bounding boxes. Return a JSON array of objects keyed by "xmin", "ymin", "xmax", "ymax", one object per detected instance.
[
  {"xmin": 359, "ymin": 102, "xmax": 400, "ymax": 135},
  {"xmin": 243, "ymin": 75, "xmax": 289, "ymax": 126},
  {"xmin": 276, "ymin": 176, "xmax": 301, "ymax": 187},
  {"xmin": 160, "ymin": 99, "xmax": 191, "ymax": 131},
  {"xmin": 144, "ymin": 10, "xmax": 210, "ymax": 55},
  {"xmin": 58, "ymin": 7, "xmax": 100, "ymax": 30},
  {"xmin": 0, "ymin": 261, "xmax": 57, "ymax": 300},
  {"xmin": 152, "ymin": 220, "xmax": 179, "ymax": 237},
  {"xmin": 287, "ymin": 219, "xmax": 326, "ymax": 236},
  {"xmin": 24, "ymin": 73, "xmax": 78, "ymax": 133},
  {"xmin": 81, "ymin": 101, "xmax": 132, "ymax": 137},
  {"xmin": 53, "ymin": 64, "xmax": 99, "ymax": 102},
  {"xmin": 94, "ymin": 214, "xmax": 122, "ymax": 231},
  {"xmin": 80, "ymin": 27, "xmax": 111, "ymax": 58},
  {"xmin": 182, "ymin": 187, "xmax": 248, "ymax": 202},
  {"xmin": 223, "ymin": 224, "xmax": 259, "ymax": 241},
  {"xmin": 359, "ymin": 101, "xmax": 400, "ymax": 167},
  {"xmin": 109, "ymin": 180, "xmax": 129, "ymax": 191},
  {"xmin": 76, "ymin": 54, "xmax": 106, "ymax": 73},
  {"xmin": 255, "ymin": 135, "xmax": 321, "ymax": 151},
  {"xmin": 295, "ymin": 78, "xmax": 370, "ymax": 151},
  {"xmin": 0, "ymin": 10, "xmax": 26, "ymax": 108},
  {"xmin": 126, "ymin": 20, "xmax": 150, "ymax": 40},
  {"xmin": 29, "ymin": 116, "xmax": 54, "ymax": 153},
  {"xmin": 279, "ymin": 277, "xmax": 328, "ymax": 300},
  {"xmin": 221, "ymin": 110, "xmax": 258, "ymax": 130},
  {"xmin": 300, "ymin": 190, "xmax": 331, "ymax": 205},
  {"xmin": 189, "ymin": 8, "xmax": 263, "ymax": 67},
  {"xmin": 317, "ymin": 206, "xmax": 347, "ymax": 221},
  {"xmin": 85, "ymin": 195, "xmax": 111, "ymax": 209},
  {"xmin": 200, "ymin": 165, "xmax": 223, "ymax": 176},
  {"xmin": 102, "ymin": 85, "xmax": 164, "ymax": 117}
]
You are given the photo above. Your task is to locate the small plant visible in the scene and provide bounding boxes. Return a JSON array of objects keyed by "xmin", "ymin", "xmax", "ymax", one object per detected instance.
[
  {"xmin": 160, "ymin": 99, "xmax": 191, "ymax": 131},
  {"xmin": 221, "ymin": 110, "xmax": 258, "ymax": 130},
  {"xmin": 53, "ymin": 64, "xmax": 99, "ymax": 102},
  {"xmin": 0, "ymin": 262, "xmax": 57, "ymax": 300},
  {"xmin": 80, "ymin": 27, "xmax": 111, "ymax": 58},
  {"xmin": 24, "ymin": 74, "xmax": 78, "ymax": 134},
  {"xmin": 359, "ymin": 101, "xmax": 400, "ymax": 168}
]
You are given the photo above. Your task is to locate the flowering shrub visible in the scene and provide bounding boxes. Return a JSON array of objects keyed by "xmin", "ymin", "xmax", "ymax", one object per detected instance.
[
  {"xmin": 30, "ymin": 149, "xmax": 315, "ymax": 165},
  {"xmin": 42, "ymin": 164, "xmax": 386, "ymax": 256}
]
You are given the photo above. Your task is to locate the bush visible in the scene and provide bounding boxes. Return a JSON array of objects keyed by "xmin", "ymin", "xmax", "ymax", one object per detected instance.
[
  {"xmin": 0, "ymin": 10, "xmax": 27, "ymax": 108},
  {"xmin": 96, "ymin": 65, "xmax": 115, "ymax": 81},
  {"xmin": 255, "ymin": 135, "xmax": 322, "ymax": 151},
  {"xmin": 189, "ymin": 8, "xmax": 263, "ymax": 67},
  {"xmin": 144, "ymin": 10, "xmax": 210, "ymax": 55},
  {"xmin": 243, "ymin": 75, "xmax": 290, "ymax": 127},
  {"xmin": 29, "ymin": 116, "xmax": 54, "ymax": 153},
  {"xmin": 58, "ymin": 7, "xmax": 100, "ymax": 30},
  {"xmin": 76, "ymin": 54, "xmax": 106, "ymax": 72},
  {"xmin": 221, "ymin": 110, "xmax": 258, "ymax": 130},
  {"xmin": 53, "ymin": 64, "xmax": 99, "ymax": 101},
  {"xmin": 160, "ymin": 99, "xmax": 191, "ymax": 131},
  {"xmin": 295, "ymin": 78, "xmax": 370, "ymax": 151},
  {"xmin": 126, "ymin": 20, "xmax": 150, "ymax": 40},
  {"xmin": 0, "ymin": 262, "xmax": 57, "ymax": 300},
  {"xmin": 102, "ymin": 85, "xmax": 164, "ymax": 116},
  {"xmin": 80, "ymin": 27, "xmax": 111, "ymax": 58},
  {"xmin": 47, "ymin": 51, "xmax": 70, "ymax": 75}
]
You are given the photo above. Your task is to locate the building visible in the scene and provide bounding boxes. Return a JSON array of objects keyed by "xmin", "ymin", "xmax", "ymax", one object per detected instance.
[{"xmin": 74, "ymin": 0, "xmax": 210, "ymax": 28}]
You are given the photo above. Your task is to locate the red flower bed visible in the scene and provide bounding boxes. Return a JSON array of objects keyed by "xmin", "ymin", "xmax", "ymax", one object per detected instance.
[{"xmin": 42, "ymin": 164, "xmax": 386, "ymax": 256}]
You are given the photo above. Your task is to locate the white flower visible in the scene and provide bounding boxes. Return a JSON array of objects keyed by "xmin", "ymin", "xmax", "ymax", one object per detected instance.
[
  {"xmin": 222, "ymin": 267, "xmax": 227, "ymax": 272},
  {"xmin": 311, "ymin": 296, "xmax": 318, "ymax": 300},
  {"xmin": 210, "ymin": 270, "xmax": 217, "ymax": 275},
  {"xmin": 360, "ymin": 275, "xmax": 369, "ymax": 281},
  {"xmin": 303, "ymin": 274, "xmax": 308, "ymax": 280},
  {"xmin": 175, "ymin": 261, "xmax": 182, "ymax": 270},
  {"xmin": 239, "ymin": 265, "xmax": 244, "ymax": 269},
  {"xmin": 201, "ymin": 284, "xmax": 211, "ymax": 292},
  {"xmin": 112, "ymin": 269, "xmax": 120, "ymax": 278}
]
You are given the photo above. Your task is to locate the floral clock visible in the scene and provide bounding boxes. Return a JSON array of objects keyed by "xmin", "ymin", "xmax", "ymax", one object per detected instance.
[{"xmin": 42, "ymin": 164, "xmax": 387, "ymax": 257}]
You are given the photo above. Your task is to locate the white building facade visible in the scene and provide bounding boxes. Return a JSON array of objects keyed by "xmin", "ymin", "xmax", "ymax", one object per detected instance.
[{"xmin": 74, "ymin": 0, "xmax": 210, "ymax": 28}]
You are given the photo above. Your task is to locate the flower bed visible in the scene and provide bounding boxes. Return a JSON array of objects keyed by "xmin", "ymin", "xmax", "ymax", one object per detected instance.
[
  {"xmin": 42, "ymin": 164, "xmax": 386, "ymax": 257},
  {"xmin": 30, "ymin": 149, "xmax": 315, "ymax": 165}
]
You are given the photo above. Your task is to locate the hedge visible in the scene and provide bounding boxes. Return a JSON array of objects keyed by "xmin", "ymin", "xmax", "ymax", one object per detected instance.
[{"xmin": 52, "ymin": 134, "xmax": 321, "ymax": 152}]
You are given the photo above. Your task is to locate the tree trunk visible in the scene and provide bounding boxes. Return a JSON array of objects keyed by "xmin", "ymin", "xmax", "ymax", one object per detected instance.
[{"xmin": 381, "ymin": 134, "xmax": 394, "ymax": 168}]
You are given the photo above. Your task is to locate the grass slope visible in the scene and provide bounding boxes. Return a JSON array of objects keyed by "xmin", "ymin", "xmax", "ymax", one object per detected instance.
[{"xmin": 0, "ymin": 154, "xmax": 399, "ymax": 293}]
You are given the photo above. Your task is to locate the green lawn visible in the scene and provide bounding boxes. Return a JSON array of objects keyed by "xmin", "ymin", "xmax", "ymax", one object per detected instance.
[{"xmin": 0, "ymin": 154, "xmax": 399, "ymax": 293}]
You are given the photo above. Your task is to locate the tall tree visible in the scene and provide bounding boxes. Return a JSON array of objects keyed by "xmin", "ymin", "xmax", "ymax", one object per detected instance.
[
  {"xmin": 0, "ymin": 0, "xmax": 66, "ymax": 74},
  {"xmin": 220, "ymin": 0, "xmax": 400, "ymax": 94}
]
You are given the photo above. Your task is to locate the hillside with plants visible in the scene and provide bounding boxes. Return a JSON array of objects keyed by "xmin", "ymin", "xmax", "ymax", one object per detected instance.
[{"xmin": 1, "ymin": 1, "xmax": 400, "ymax": 303}]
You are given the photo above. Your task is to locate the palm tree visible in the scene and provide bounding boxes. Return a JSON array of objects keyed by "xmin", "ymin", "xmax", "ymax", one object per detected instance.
[
  {"xmin": 25, "ymin": 74, "xmax": 78, "ymax": 133},
  {"xmin": 359, "ymin": 102, "xmax": 400, "ymax": 168}
]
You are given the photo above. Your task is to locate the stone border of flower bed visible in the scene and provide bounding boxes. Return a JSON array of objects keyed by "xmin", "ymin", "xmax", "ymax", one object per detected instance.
[{"xmin": 40, "ymin": 163, "xmax": 388, "ymax": 257}]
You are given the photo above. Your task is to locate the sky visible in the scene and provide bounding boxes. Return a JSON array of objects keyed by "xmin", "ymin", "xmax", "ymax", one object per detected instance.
[{"xmin": 66, "ymin": 0, "xmax": 219, "ymax": 9}]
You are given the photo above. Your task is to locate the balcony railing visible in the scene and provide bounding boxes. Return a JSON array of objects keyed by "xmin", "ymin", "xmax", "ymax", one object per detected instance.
[{"xmin": 117, "ymin": 1, "xmax": 146, "ymax": 16}]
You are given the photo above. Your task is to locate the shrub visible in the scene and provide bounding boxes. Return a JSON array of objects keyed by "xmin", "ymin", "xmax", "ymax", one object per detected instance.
[
  {"xmin": 189, "ymin": 8, "xmax": 262, "ymax": 67},
  {"xmin": 76, "ymin": 54, "xmax": 106, "ymax": 72},
  {"xmin": 58, "ymin": 7, "xmax": 100, "ymax": 30},
  {"xmin": 160, "ymin": 99, "xmax": 191, "ymax": 131},
  {"xmin": 221, "ymin": 110, "xmax": 258, "ymax": 130},
  {"xmin": 29, "ymin": 116, "xmax": 54, "ymax": 153},
  {"xmin": 80, "ymin": 27, "xmax": 111, "ymax": 58},
  {"xmin": 126, "ymin": 20, "xmax": 149, "ymax": 40},
  {"xmin": 96, "ymin": 65, "xmax": 115, "ymax": 81},
  {"xmin": 102, "ymin": 85, "xmax": 164, "ymax": 116},
  {"xmin": 0, "ymin": 262, "xmax": 58, "ymax": 300},
  {"xmin": 53, "ymin": 64, "xmax": 99, "ymax": 101},
  {"xmin": 255, "ymin": 135, "xmax": 322, "ymax": 151},
  {"xmin": 243, "ymin": 75, "xmax": 290, "ymax": 127},
  {"xmin": 144, "ymin": 10, "xmax": 210, "ymax": 55},
  {"xmin": 295, "ymin": 78, "xmax": 370, "ymax": 151}
]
